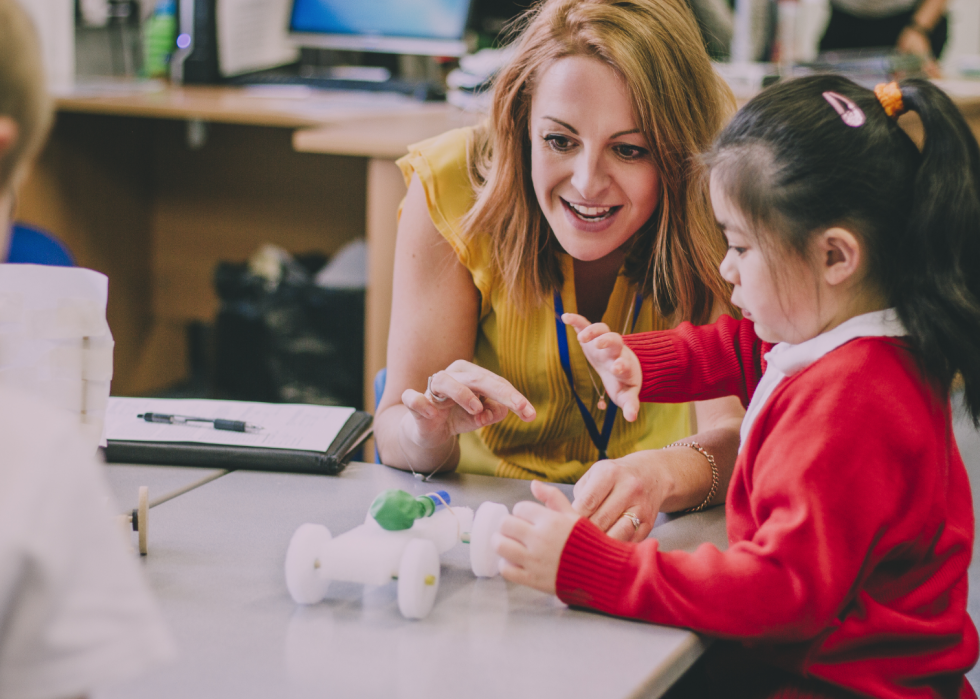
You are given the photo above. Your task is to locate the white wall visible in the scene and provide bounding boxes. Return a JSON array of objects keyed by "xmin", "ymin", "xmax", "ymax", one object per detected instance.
[
  {"xmin": 797, "ymin": 0, "xmax": 831, "ymax": 62},
  {"xmin": 945, "ymin": 0, "xmax": 980, "ymax": 67},
  {"xmin": 16, "ymin": 0, "xmax": 75, "ymax": 93}
]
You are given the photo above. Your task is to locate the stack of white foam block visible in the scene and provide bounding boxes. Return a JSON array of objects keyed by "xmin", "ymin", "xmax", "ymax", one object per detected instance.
[{"xmin": 0, "ymin": 265, "xmax": 113, "ymax": 450}]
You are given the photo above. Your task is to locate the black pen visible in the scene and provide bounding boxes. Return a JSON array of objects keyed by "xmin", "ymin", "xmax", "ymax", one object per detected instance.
[{"xmin": 137, "ymin": 413, "xmax": 263, "ymax": 433}]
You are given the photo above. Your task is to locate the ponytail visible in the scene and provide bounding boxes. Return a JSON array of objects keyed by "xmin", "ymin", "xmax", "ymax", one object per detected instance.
[{"xmin": 894, "ymin": 79, "xmax": 980, "ymax": 425}]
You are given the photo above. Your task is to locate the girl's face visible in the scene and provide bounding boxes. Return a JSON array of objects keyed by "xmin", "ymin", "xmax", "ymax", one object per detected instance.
[
  {"xmin": 711, "ymin": 174, "xmax": 823, "ymax": 345},
  {"xmin": 529, "ymin": 56, "xmax": 660, "ymax": 262}
]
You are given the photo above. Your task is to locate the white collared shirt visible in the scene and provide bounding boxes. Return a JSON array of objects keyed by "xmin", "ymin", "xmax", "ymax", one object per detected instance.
[{"xmin": 739, "ymin": 309, "xmax": 907, "ymax": 452}]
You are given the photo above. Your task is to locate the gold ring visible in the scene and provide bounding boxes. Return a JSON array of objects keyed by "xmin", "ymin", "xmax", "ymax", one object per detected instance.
[
  {"xmin": 426, "ymin": 375, "xmax": 449, "ymax": 403},
  {"xmin": 622, "ymin": 511, "xmax": 641, "ymax": 532}
]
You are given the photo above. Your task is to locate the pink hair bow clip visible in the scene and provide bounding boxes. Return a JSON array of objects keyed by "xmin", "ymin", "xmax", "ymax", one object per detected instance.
[{"xmin": 822, "ymin": 91, "xmax": 866, "ymax": 128}]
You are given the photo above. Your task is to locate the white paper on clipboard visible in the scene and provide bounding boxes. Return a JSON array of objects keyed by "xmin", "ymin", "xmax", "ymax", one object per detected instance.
[
  {"xmin": 104, "ymin": 397, "xmax": 356, "ymax": 452},
  {"xmin": 217, "ymin": 0, "xmax": 299, "ymax": 77}
]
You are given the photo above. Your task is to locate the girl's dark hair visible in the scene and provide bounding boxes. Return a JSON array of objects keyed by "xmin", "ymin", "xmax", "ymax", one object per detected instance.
[{"xmin": 706, "ymin": 75, "xmax": 980, "ymax": 424}]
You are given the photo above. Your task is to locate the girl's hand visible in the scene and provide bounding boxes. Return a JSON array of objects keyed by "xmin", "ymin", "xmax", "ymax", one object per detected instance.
[
  {"xmin": 400, "ymin": 359, "xmax": 536, "ymax": 449},
  {"xmin": 571, "ymin": 452, "xmax": 666, "ymax": 542},
  {"xmin": 493, "ymin": 480, "xmax": 580, "ymax": 595},
  {"xmin": 561, "ymin": 313, "xmax": 642, "ymax": 422}
]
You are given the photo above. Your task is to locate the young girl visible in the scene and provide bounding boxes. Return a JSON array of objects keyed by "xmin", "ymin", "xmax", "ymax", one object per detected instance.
[{"xmin": 493, "ymin": 75, "xmax": 980, "ymax": 698}]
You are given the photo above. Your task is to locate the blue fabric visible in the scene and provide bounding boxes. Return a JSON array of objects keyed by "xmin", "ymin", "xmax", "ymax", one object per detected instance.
[
  {"xmin": 6, "ymin": 224, "xmax": 74, "ymax": 266},
  {"xmin": 553, "ymin": 292, "xmax": 617, "ymax": 460},
  {"xmin": 552, "ymin": 292, "xmax": 644, "ymax": 461},
  {"xmin": 374, "ymin": 367, "xmax": 387, "ymax": 463}
]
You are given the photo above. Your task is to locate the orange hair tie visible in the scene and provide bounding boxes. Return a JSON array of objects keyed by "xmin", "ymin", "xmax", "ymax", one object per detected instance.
[{"xmin": 874, "ymin": 82, "xmax": 906, "ymax": 119}]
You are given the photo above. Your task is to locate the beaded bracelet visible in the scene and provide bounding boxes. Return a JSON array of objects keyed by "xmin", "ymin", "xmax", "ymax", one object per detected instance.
[{"xmin": 664, "ymin": 441, "xmax": 719, "ymax": 513}]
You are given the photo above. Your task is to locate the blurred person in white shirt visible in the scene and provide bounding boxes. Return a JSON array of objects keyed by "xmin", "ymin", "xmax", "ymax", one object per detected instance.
[{"xmin": 0, "ymin": 2, "xmax": 175, "ymax": 696}]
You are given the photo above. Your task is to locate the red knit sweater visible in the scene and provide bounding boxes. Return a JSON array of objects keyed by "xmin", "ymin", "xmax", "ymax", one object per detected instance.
[{"xmin": 556, "ymin": 316, "xmax": 978, "ymax": 698}]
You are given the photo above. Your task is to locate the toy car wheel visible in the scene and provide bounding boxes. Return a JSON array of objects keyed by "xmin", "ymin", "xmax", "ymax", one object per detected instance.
[
  {"xmin": 285, "ymin": 523, "xmax": 332, "ymax": 604},
  {"xmin": 397, "ymin": 538, "xmax": 440, "ymax": 619},
  {"xmin": 470, "ymin": 502, "xmax": 509, "ymax": 577}
]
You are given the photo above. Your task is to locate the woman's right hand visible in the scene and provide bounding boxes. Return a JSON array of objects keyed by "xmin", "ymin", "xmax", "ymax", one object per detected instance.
[
  {"xmin": 400, "ymin": 360, "xmax": 536, "ymax": 449},
  {"xmin": 376, "ymin": 174, "xmax": 534, "ymax": 473}
]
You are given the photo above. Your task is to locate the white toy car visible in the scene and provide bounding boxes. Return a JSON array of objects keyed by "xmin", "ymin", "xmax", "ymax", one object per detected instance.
[{"xmin": 285, "ymin": 491, "xmax": 511, "ymax": 619}]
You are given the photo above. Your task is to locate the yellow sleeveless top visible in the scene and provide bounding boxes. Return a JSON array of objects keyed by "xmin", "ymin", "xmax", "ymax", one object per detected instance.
[{"xmin": 397, "ymin": 127, "xmax": 690, "ymax": 483}]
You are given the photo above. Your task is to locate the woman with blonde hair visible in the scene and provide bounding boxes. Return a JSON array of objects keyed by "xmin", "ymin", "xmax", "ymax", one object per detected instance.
[{"xmin": 375, "ymin": 0, "xmax": 746, "ymax": 540}]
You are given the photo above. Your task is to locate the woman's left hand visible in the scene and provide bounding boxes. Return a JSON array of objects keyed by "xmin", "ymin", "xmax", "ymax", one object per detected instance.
[
  {"xmin": 570, "ymin": 451, "xmax": 668, "ymax": 542},
  {"xmin": 573, "ymin": 400, "xmax": 744, "ymax": 542}
]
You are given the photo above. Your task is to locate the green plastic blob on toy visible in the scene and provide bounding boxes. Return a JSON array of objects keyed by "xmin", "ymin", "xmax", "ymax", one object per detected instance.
[{"xmin": 369, "ymin": 489, "xmax": 450, "ymax": 531}]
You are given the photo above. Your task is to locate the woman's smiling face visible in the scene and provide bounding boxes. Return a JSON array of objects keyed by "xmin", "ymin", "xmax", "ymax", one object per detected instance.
[{"xmin": 529, "ymin": 55, "xmax": 661, "ymax": 262}]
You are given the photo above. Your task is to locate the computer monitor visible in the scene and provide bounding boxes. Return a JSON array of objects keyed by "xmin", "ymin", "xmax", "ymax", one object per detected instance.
[{"xmin": 289, "ymin": 0, "xmax": 475, "ymax": 57}]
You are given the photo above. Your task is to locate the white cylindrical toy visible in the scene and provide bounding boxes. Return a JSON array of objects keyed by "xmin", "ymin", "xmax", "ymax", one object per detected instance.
[
  {"xmin": 318, "ymin": 519, "xmax": 419, "ymax": 586},
  {"xmin": 285, "ymin": 506, "xmax": 473, "ymax": 615},
  {"xmin": 285, "ymin": 523, "xmax": 333, "ymax": 604},
  {"xmin": 397, "ymin": 539, "xmax": 440, "ymax": 619},
  {"xmin": 470, "ymin": 501, "xmax": 509, "ymax": 578}
]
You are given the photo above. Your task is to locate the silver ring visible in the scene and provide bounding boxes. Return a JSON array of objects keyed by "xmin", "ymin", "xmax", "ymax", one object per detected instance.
[
  {"xmin": 621, "ymin": 512, "xmax": 641, "ymax": 532},
  {"xmin": 426, "ymin": 375, "xmax": 449, "ymax": 403}
]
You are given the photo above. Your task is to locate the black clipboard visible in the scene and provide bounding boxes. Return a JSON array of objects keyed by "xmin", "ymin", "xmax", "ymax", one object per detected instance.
[{"xmin": 103, "ymin": 410, "xmax": 372, "ymax": 476}]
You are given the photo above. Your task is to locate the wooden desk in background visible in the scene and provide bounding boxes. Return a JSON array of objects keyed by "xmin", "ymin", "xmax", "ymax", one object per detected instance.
[
  {"xmin": 17, "ymin": 84, "xmax": 479, "ymax": 410},
  {"xmin": 16, "ymin": 81, "xmax": 980, "ymax": 412}
]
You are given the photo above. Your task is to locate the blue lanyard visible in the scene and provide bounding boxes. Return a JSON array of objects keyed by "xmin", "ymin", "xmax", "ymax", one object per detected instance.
[{"xmin": 553, "ymin": 291, "xmax": 643, "ymax": 461}]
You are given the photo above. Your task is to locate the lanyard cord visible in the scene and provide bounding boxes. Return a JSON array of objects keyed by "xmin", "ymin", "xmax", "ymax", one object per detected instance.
[{"xmin": 553, "ymin": 291, "xmax": 643, "ymax": 461}]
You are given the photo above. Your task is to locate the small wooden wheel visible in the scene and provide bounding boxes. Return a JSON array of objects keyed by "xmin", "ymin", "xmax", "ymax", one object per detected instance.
[{"xmin": 137, "ymin": 486, "xmax": 149, "ymax": 556}]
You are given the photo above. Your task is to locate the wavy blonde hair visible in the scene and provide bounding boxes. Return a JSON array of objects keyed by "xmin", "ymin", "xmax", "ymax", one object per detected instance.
[
  {"xmin": 0, "ymin": 0, "xmax": 52, "ymax": 193},
  {"xmin": 461, "ymin": 0, "xmax": 734, "ymax": 324}
]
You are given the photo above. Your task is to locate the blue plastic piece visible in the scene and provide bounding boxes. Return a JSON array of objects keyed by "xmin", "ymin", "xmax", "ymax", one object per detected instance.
[
  {"xmin": 425, "ymin": 490, "xmax": 451, "ymax": 510},
  {"xmin": 374, "ymin": 367, "xmax": 387, "ymax": 463}
]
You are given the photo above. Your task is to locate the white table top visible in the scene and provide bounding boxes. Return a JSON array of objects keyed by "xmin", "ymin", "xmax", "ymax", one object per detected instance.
[{"xmin": 99, "ymin": 462, "xmax": 727, "ymax": 699}]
